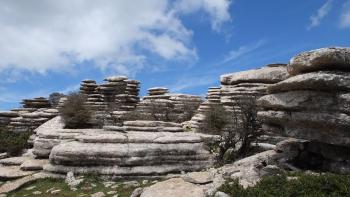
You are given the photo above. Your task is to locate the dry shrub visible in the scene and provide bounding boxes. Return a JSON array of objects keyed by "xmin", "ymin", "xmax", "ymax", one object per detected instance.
[{"xmin": 59, "ymin": 92, "xmax": 93, "ymax": 129}]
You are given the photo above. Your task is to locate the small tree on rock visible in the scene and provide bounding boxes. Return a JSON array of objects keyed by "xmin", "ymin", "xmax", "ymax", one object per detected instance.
[{"xmin": 59, "ymin": 92, "xmax": 93, "ymax": 129}]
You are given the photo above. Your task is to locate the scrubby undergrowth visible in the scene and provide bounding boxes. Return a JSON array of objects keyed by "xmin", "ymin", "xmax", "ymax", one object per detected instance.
[
  {"xmin": 0, "ymin": 128, "xmax": 30, "ymax": 156},
  {"xmin": 9, "ymin": 175, "xmax": 154, "ymax": 197},
  {"xmin": 219, "ymin": 172, "xmax": 350, "ymax": 197}
]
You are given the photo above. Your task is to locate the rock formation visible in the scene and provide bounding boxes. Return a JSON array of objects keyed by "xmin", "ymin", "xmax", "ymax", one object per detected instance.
[
  {"xmin": 0, "ymin": 97, "xmax": 58, "ymax": 135},
  {"xmin": 257, "ymin": 47, "xmax": 350, "ymax": 173},
  {"xmin": 186, "ymin": 87, "xmax": 222, "ymax": 131},
  {"xmin": 135, "ymin": 88, "xmax": 202, "ymax": 123}
]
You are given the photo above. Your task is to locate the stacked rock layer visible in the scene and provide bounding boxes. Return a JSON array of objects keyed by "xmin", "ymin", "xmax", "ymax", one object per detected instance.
[
  {"xmin": 257, "ymin": 47, "xmax": 350, "ymax": 172},
  {"xmin": 78, "ymin": 76, "xmax": 140, "ymax": 126},
  {"xmin": 33, "ymin": 117, "xmax": 218, "ymax": 177},
  {"xmin": 135, "ymin": 88, "xmax": 202, "ymax": 123},
  {"xmin": 45, "ymin": 130, "xmax": 217, "ymax": 177},
  {"xmin": 4, "ymin": 97, "xmax": 58, "ymax": 134},
  {"xmin": 186, "ymin": 87, "xmax": 222, "ymax": 131}
]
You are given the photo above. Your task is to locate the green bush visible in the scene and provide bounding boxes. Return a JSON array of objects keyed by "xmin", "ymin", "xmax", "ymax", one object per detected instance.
[
  {"xmin": 219, "ymin": 173, "xmax": 350, "ymax": 197},
  {"xmin": 59, "ymin": 92, "xmax": 93, "ymax": 129},
  {"xmin": 0, "ymin": 128, "xmax": 30, "ymax": 156},
  {"xmin": 199, "ymin": 104, "xmax": 231, "ymax": 134}
]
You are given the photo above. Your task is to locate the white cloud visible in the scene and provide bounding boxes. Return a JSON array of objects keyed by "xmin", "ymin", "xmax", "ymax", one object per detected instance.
[
  {"xmin": 308, "ymin": 0, "xmax": 333, "ymax": 30},
  {"xmin": 221, "ymin": 39, "xmax": 267, "ymax": 64},
  {"xmin": 340, "ymin": 0, "xmax": 350, "ymax": 28},
  {"xmin": 174, "ymin": 0, "xmax": 231, "ymax": 31},
  {"xmin": 169, "ymin": 75, "xmax": 217, "ymax": 92},
  {"xmin": 0, "ymin": 0, "xmax": 231, "ymax": 78}
]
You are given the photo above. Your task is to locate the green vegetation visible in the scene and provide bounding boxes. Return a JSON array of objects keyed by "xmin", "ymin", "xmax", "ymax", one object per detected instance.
[
  {"xmin": 8, "ymin": 176, "xmax": 154, "ymax": 197},
  {"xmin": 0, "ymin": 128, "xmax": 30, "ymax": 156},
  {"xmin": 219, "ymin": 173, "xmax": 350, "ymax": 197},
  {"xmin": 200, "ymin": 99, "xmax": 263, "ymax": 165},
  {"xmin": 59, "ymin": 92, "xmax": 93, "ymax": 129},
  {"xmin": 199, "ymin": 104, "xmax": 231, "ymax": 134}
]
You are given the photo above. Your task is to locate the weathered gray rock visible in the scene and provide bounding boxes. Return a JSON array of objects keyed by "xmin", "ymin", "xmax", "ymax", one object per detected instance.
[
  {"xmin": 20, "ymin": 159, "xmax": 49, "ymax": 171},
  {"xmin": 0, "ymin": 156, "xmax": 30, "ymax": 166},
  {"xmin": 140, "ymin": 178, "xmax": 206, "ymax": 197},
  {"xmin": 131, "ymin": 187, "xmax": 143, "ymax": 197},
  {"xmin": 65, "ymin": 171, "xmax": 84, "ymax": 188},
  {"xmin": 220, "ymin": 66, "xmax": 289, "ymax": 85},
  {"xmin": 181, "ymin": 171, "xmax": 214, "ymax": 184},
  {"xmin": 257, "ymin": 91, "xmax": 350, "ymax": 113},
  {"xmin": 288, "ymin": 47, "xmax": 350, "ymax": 75},
  {"xmin": 0, "ymin": 166, "xmax": 36, "ymax": 180},
  {"xmin": 214, "ymin": 191, "xmax": 231, "ymax": 197},
  {"xmin": 268, "ymin": 71, "xmax": 350, "ymax": 93}
]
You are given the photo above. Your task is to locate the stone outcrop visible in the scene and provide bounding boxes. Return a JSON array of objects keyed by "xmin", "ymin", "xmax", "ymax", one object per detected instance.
[
  {"xmin": 186, "ymin": 87, "xmax": 222, "ymax": 131},
  {"xmin": 220, "ymin": 64, "xmax": 289, "ymax": 113},
  {"xmin": 0, "ymin": 97, "xmax": 58, "ymax": 134},
  {"xmin": 135, "ymin": 88, "xmax": 202, "ymax": 123},
  {"xmin": 0, "ymin": 111, "xmax": 19, "ymax": 128},
  {"xmin": 287, "ymin": 47, "xmax": 350, "ymax": 75},
  {"xmin": 79, "ymin": 76, "xmax": 141, "ymax": 126},
  {"xmin": 33, "ymin": 116, "xmax": 83, "ymax": 158},
  {"xmin": 258, "ymin": 47, "xmax": 350, "ymax": 172},
  {"xmin": 44, "ymin": 128, "xmax": 218, "ymax": 177}
]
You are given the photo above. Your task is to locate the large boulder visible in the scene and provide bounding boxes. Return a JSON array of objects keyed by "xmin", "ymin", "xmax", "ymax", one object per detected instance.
[
  {"xmin": 288, "ymin": 47, "xmax": 350, "ymax": 75},
  {"xmin": 45, "ymin": 130, "xmax": 218, "ymax": 177},
  {"xmin": 220, "ymin": 65, "xmax": 289, "ymax": 85}
]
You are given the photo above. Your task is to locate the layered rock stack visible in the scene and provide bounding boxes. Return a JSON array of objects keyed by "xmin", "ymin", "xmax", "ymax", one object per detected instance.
[
  {"xmin": 0, "ymin": 111, "xmax": 19, "ymax": 129},
  {"xmin": 135, "ymin": 88, "xmax": 201, "ymax": 123},
  {"xmin": 114, "ymin": 79, "xmax": 140, "ymax": 112},
  {"xmin": 43, "ymin": 124, "xmax": 218, "ymax": 178},
  {"xmin": 21, "ymin": 97, "xmax": 51, "ymax": 109},
  {"xmin": 123, "ymin": 120, "xmax": 184, "ymax": 132},
  {"xmin": 220, "ymin": 64, "xmax": 289, "ymax": 114},
  {"xmin": 76, "ymin": 76, "xmax": 141, "ymax": 126},
  {"xmin": 80, "ymin": 79, "xmax": 104, "ymax": 111},
  {"xmin": 148, "ymin": 87, "xmax": 169, "ymax": 96},
  {"xmin": 186, "ymin": 87, "xmax": 221, "ymax": 131},
  {"xmin": 6, "ymin": 98, "xmax": 58, "ymax": 133},
  {"xmin": 99, "ymin": 76, "xmax": 128, "ymax": 103},
  {"xmin": 257, "ymin": 47, "xmax": 350, "ymax": 172}
]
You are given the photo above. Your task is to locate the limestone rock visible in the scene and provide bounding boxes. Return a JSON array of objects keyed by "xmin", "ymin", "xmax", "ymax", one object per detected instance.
[
  {"xmin": 131, "ymin": 187, "xmax": 143, "ymax": 197},
  {"xmin": 0, "ymin": 166, "xmax": 35, "ymax": 180},
  {"xmin": 0, "ymin": 156, "xmax": 30, "ymax": 166},
  {"xmin": 288, "ymin": 47, "xmax": 350, "ymax": 75},
  {"xmin": 268, "ymin": 71, "xmax": 350, "ymax": 93},
  {"xmin": 181, "ymin": 171, "xmax": 214, "ymax": 184},
  {"xmin": 140, "ymin": 178, "xmax": 206, "ymax": 197},
  {"xmin": 20, "ymin": 159, "xmax": 49, "ymax": 171},
  {"xmin": 65, "ymin": 171, "xmax": 84, "ymax": 188},
  {"xmin": 220, "ymin": 66, "xmax": 289, "ymax": 85},
  {"xmin": 214, "ymin": 192, "xmax": 231, "ymax": 197}
]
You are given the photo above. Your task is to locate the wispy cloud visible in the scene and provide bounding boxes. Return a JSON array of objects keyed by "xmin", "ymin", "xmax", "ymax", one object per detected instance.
[
  {"xmin": 340, "ymin": 0, "xmax": 350, "ymax": 28},
  {"xmin": 168, "ymin": 75, "xmax": 218, "ymax": 92},
  {"xmin": 308, "ymin": 0, "xmax": 333, "ymax": 30},
  {"xmin": 220, "ymin": 39, "xmax": 267, "ymax": 64}
]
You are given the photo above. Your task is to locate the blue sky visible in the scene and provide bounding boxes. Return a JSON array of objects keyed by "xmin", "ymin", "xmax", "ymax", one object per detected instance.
[{"xmin": 0, "ymin": 0, "xmax": 350, "ymax": 110}]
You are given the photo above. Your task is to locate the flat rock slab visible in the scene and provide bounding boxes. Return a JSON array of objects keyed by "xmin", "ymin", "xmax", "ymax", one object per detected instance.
[
  {"xmin": 268, "ymin": 71, "xmax": 350, "ymax": 93},
  {"xmin": 220, "ymin": 66, "xmax": 289, "ymax": 85},
  {"xmin": 0, "ymin": 172, "xmax": 64, "ymax": 194},
  {"xmin": 0, "ymin": 166, "xmax": 36, "ymax": 180},
  {"xmin": 20, "ymin": 159, "xmax": 49, "ymax": 171},
  {"xmin": 141, "ymin": 178, "xmax": 206, "ymax": 197},
  {"xmin": 0, "ymin": 157, "xmax": 31, "ymax": 166},
  {"xmin": 181, "ymin": 171, "xmax": 214, "ymax": 184}
]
